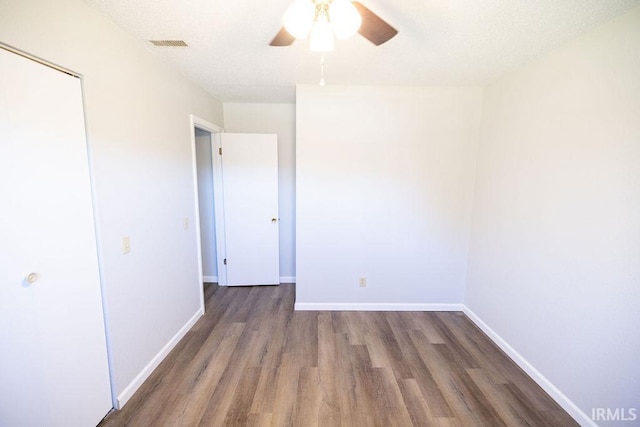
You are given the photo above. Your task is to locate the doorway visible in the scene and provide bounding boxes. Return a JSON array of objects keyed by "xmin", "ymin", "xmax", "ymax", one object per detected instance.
[
  {"xmin": 190, "ymin": 116, "xmax": 223, "ymax": 312},
  {"xmin": 194, "ymin": 127, "xmax": 218, "ymax": 284},
  {"xmin": 191, "ymin": 119, "xmax": 281, "ymax": 295}
]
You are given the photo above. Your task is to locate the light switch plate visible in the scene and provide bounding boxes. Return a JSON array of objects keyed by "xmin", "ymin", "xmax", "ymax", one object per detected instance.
[{"xmin": 122, "ymin": 236, "xmax": 131, "ymax": 254}]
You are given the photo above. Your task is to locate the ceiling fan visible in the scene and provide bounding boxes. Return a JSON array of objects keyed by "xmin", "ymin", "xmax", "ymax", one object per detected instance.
[{"xmin": 270, "ymin": 0, "xmax": 398, "ymax": 51}]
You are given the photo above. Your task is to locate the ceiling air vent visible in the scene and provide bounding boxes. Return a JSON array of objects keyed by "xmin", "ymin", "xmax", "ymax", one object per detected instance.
[{"xmin": 149, "ymin": 40, "xmax": 188, "ymax": 47}]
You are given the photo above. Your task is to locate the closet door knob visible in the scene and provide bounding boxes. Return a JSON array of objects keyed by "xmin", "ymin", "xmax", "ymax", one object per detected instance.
[{"xmin": 25, "ymin": 272, "xmax": 39, "ymax": 284}]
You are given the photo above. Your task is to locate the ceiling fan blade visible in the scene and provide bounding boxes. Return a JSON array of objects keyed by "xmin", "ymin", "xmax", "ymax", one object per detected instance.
[
  {"xmin": 270, "ymin": 27, "xmax": 295, "ymax": 46},
  {"xmin": 353, "ymin": 2, "xmax": 398, "ymax": 46}
]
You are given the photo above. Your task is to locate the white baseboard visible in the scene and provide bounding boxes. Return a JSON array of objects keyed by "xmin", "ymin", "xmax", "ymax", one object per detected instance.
[
  {"xmin": 462, "ymin": 307, "xmax": 594, "ymax": 427},
  {"xmin": 294, "ymin": 302, "xmax": 464, "ymax": 311},
  {"xmin": 217, "ymin": 277, "xmax": 295, "ymax": 287},
  {"xmin": 203, "ymin": 275, "xmax": 218, "ymax": 283},
  {"xmin": 116, "ymin": 308, "xmax": 204, "ymax": 408}
]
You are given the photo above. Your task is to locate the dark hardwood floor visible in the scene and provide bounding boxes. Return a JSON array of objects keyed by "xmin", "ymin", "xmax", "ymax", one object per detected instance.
[{"xmin": 100, "ymin": 284, "xmax": 577, "ymax": 426}]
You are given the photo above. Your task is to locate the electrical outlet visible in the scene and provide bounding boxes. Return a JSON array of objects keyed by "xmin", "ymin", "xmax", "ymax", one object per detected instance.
[
  {"xmin": 359, "ymin": 277, "xmax": 367, "ymax": 287},
  {"xmin": 183, "ymin": 217, "xmax": 189, "ymax": 230},
  {"xmin": 122, "ymin": 236, "xmax": 131, "ymax": 254}
]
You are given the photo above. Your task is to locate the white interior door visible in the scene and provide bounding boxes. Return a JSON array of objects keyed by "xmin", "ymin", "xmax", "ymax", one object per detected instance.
[
  {"xmin": 218, "ymin": 133, "xmax": 280, "ymax": 286},
  {"xmin": 0, "ymin": 48, "xmax": 112, "ymax": 426}
]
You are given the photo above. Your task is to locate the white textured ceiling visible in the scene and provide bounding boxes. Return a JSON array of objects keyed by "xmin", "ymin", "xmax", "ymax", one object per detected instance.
[{"xmin": 86, "ymin": 0, "xmax": 639, "ymax": 103}]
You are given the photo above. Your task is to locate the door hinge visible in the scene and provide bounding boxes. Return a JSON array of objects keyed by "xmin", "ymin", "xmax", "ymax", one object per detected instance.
[
  {"xmin": 218, "ymin": 147, "xmax": 222, "ymax": 155},
  {"xmin": 223, "ymin": 258, "xmax": 227, "ymax": 265}
]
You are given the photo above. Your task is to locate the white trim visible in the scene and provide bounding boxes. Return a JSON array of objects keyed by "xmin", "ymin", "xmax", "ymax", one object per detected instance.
[
  {"xmin": 191, "ymin": 115, "xmax": 223, "ymax": 134},
  {"xmin": 0, "ymin": 42, "xmax": 80, "ymax": 77},
  {"xmin": 294, "ymin": 302, "xmax": 464, "ymax": 311},
  {"xmin": 116, "ymin": 308, "xmax": 203, "ymax": 408},
  {"xmin": 462, "ymin": 306, "xmax": 593, "ymax": 427},
  {"xmin": 190, "ymin": 115, "xmax": 223, "ymax": 314},
  {"xmin": 279, "ymin": 276, "xmax": 296, "ymax": 283},
  {"xmin": 211, "ymin": 133, "xmax": 227, "ymax": 286},
  {"xmin": 203, "ymin": 275, "xmax": 218, "ymax": 283}
]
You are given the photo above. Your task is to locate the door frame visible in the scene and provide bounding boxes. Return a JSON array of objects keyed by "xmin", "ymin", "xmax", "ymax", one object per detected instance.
[{"xmin": 190, "ymin": 115, "xmax": 224, "ymax": 313}]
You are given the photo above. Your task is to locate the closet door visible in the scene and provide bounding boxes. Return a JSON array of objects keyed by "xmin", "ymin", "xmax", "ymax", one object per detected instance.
[{"xmin": 0, "ymin": 48, "xmax": 112, "ymax": 426}]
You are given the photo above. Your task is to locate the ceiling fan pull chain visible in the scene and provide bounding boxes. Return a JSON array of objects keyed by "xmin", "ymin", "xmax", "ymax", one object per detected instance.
[{"xmin": 319, "ymin": 55, "xmax": 326, "ymax": 86}]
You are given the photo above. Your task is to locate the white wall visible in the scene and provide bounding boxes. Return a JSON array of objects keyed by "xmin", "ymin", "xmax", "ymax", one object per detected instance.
[
  {"xmin": 296, "ymin": 85, "xmax": 483, "ymax": 307},
  {"xmin": 466, "ymin": 6, "xmax": 640, "ymax": 424},
  {"xmin": 0, "ymin": 0, "xmax": 224, "ymax": 405},
  {"xmin": 223, "ymin": 103, "xmax": 296, "ymax": 281},
  {"xmin": 195, "ymin": 129, "xmax": 218, "ymax": 281}
]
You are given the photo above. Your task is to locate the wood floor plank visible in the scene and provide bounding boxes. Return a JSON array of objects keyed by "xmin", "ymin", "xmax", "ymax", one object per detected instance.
[
  {"xmin": 430, "ymin": 313, "xmax": 481, "ymax": 370},
  {"xmin": 433, "ymin": 368, "xmax": 507, "ymax": 426},
  {"xmin": 386, "ymin": 314, "xmax": 453, "ymax": 417},
  {"xmin": 196, "ymin": 327, "xmax": 258, "ymax": 426},
  {"xmin": 363, "ymin": 312, "xmax": 415, "ymax": 379},
  {"xmin": 222, "ymin": 366, "xmax": 262, "ymax": 425},
  {"xmin": 176, "ymin": 322, "xmax": 240, "ymax": 394},
  {"xmin": 335, "ymin": 311, "xmax": 368, "ymax": 345},
  {"xmin": 269, "ymin": 352, "xmax": 300, "ymax": 426},
  {"xmin": 316, "ymin": 313, "xmax": 341, "ymax": 425},
  {"xmin": 501, "ymin": 382, "xmax": 576, "ymax": 427},
  {"xmin": 283, "ymin": 311, "xmax": 318, "ymax": 367},
  {"xmin": 332, "ymin": 332, "xmax": 360, "ymax": 426},
  {"xmin": 436, "ymin": 312, "xmax": 511, "ymax": 384},
  {"xmin": 348, "ymin": 343, "xmax": 386, "ymax": 426},
  {"xmin": 397, "ymin": 378, "xmax": 438, "ymax": 425},
  {"xmin": 165, "ymin": 322, "xmax": 246, "ymax": 426},
  {"xmin": 399, "ymin": 311, "xmax": 447, "ymax": 344},
  {"xmin": 467, "ymin": 368, "xmax": 549, "ymax": 426},
  {"xmin": 99, "ymin": 284, "xmax": 578, "ymax": 427},
  {"xmin": 245, "ymin": 412, "xmax": 273, "ymax": 427},
  {"xmin": 249, "ymin": 367, "xmax": 278, "ymax": 415},
  {"xmin": 293, "ymin": 367, "xmax": 323, "ymax": 426},
  {"xmin": 373, "ymin": 367, "xmax": 416, "ymax": 427}
]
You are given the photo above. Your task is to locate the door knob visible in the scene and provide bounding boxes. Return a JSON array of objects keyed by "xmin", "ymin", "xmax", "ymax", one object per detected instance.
[
  {"xmin": 25, "ymin": 272, "xmax": 39, "ymax": 284},
  {"xmin": 271, "ymin": 218, "xmax": 278, "ymax": 223}
]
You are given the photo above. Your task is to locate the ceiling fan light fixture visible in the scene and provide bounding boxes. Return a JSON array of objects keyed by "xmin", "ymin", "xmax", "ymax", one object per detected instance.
[
  {"xmin": 283, "ymin": 0, "xmax": 315, "ymax": 39},
  {"xmin": 329, "ymin": 0, "xmax": 362, "ymax": 40},
  {"xmin": 270, "ymin": 1, "xmax": 397, "ymax": 48},
  {"xmin": 309, "ymin": 14, "xmax": 335, "ymax": 52}
]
